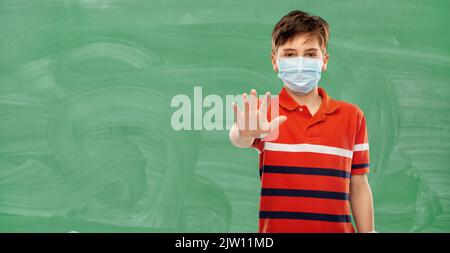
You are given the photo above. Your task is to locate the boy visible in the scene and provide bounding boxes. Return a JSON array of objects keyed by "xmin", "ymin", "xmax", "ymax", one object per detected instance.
[{"xmin": 229, "ymin": 10, "xmax": 375, "ymax": 233}]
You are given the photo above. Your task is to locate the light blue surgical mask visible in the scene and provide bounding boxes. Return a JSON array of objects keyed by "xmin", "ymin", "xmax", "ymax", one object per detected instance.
[{"xmin": 276, "ymin": 56, "xmax": 324, "ymax": 95}]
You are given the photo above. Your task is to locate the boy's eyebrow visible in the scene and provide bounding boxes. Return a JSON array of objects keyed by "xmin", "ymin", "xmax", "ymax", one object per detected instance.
[
  {"xmin": 282, "ymin": 48, "xmax": 298, "ymax": 52},
  {"xmin": 282, "ymin": 48, "xmax": 319, "ymax": 52}
]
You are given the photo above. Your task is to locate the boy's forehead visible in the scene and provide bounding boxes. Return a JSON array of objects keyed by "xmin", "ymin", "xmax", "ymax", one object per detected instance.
[{"xmin": 280, "ymin": 34, "xmax": 320, "ymax": 50}]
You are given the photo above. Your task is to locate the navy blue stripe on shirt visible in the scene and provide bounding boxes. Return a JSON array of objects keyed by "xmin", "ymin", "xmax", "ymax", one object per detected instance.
[
  {"xmin": 263, "ymin": 165, "xmax": 350, "ymax": 179},
  {"xmin": 259, "ymin": 211, "xmax": 351, "ymax": 223},
  {"xmin": 261, "ymin": 188, "xmax": 349, "ymax": 200},
  {"xmin": 351, "ymin": 163, "xmax": 370, "ymax": 169}
]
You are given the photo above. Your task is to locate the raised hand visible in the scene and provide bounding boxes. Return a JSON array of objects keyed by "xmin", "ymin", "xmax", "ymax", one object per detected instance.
[{"xmin": 233, "ymin": 89, "xmax": 287, "ymax": 139}]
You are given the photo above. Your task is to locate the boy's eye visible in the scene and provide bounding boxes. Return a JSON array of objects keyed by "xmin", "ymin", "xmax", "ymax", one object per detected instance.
[
  {"xmin": 305, "ymin": 53, "xmax": 317, "ymax": 57},
  {"xmin": 284, "ymin": 53, "xmax": 296, "ymax": 57}
]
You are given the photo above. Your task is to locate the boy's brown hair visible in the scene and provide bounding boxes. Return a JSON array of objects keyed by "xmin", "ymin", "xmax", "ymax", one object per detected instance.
[{"xmin": 271, "ymin": 10, "xmax": 330, "ymax": 54}]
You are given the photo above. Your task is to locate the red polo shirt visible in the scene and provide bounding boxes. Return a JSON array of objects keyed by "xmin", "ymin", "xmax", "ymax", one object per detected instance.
[{"xmin": 251, "ymin": 86, "xmax": 370, "ymax": 233}]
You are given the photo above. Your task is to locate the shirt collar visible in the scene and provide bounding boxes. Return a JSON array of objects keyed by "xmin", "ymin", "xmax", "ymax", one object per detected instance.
[{"xmin": 277, "ymin": 86, "xmax": 339, "ymax": 114}]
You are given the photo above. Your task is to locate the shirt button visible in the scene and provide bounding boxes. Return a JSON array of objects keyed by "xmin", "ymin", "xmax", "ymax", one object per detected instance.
[{"xmin": 299, "ymin": 108, "xmax": 303, "ymax": 112}]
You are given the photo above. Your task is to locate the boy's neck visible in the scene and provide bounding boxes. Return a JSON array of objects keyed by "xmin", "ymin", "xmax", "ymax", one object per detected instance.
[{"xmin": 284, "ymin": 86, "xmax": 322, "ymax": 116}]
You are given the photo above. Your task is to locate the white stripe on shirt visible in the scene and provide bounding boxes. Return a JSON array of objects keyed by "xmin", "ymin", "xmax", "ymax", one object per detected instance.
[
  {"xmin": 263, "ymin": 142, "xmax": 354, "ymax": 159},
  {"xmin": 353, "ymin": 143, "xmax": 369, "ymax": 152}
]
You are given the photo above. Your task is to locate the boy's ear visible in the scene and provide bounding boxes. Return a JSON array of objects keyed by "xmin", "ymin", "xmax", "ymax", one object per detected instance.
[
  {"xmin": 322, "ymin": 53, "xmax": 330, "ymax": 72},
  {"xmin": 271, "ymin": 52, "xmax": 278, "ymax": 72}
]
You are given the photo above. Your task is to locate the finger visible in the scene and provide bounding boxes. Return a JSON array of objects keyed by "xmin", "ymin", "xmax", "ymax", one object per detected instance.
[
  {"xmin": 243, "ymin": 93, "xmax": 249, "ymax": 130},
  {"xmin": 233, "ymin": 102, "xmax": 238, "ymax": 123},
  {"xmin": 242, "ymin": 93, "xmax": 249, "ymax": 113},
  {"xmin": 233, "ymin": 102, "xmax": 244, "ymax": 128},
  {"xmin": 259, "ymin": 92, "xmax": 271, "ymax": 117},
  {"xmin": 250, "ymin": 89, "xmax": 257, "ymax": 111},
  {"xmin": 249, "ymin": 89, "xmax": 258, "ymax": 130}
]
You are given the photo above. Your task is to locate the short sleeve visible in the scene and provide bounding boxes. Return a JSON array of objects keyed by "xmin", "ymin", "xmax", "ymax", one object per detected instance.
[
  {"xmin": 251, "ymin": 137, "xmax": 265, "ymax": 177},
  {"xmin": 351, "ymin": 112, "xmax": 370, "ymax": 175},
  {"xmin": 251, "ymin": 137, "xmax": 265, "ymax": 153}
]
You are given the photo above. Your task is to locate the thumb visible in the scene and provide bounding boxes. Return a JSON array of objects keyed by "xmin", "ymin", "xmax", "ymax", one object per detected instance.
[{"xmin": 268, "ymin": 115, "xmax": 287, "ymax": 131}]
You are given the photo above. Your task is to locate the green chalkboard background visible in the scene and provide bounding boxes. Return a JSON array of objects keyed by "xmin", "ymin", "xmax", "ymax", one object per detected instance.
[{"xmin": 0, "ymin": 0, "xmax": 449, "ymax": 232}]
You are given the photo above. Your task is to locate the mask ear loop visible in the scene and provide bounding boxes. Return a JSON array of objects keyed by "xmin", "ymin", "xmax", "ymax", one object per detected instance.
[
  {"xmin": 274, "ymin": 52, "xmax": 281, "ymax": 73},
  {"xmin": 274, "ymin": 51, "xmax": 280, "ymax": 65},
  {"xmin": 275, "ymin": 50, "xmax": 281, "ymax": 73}
]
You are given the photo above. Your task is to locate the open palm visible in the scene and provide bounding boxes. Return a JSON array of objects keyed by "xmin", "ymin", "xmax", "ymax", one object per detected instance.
[{"xmin": 233, "ymin": 89, "xmax": 287, "ymax": 139}]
